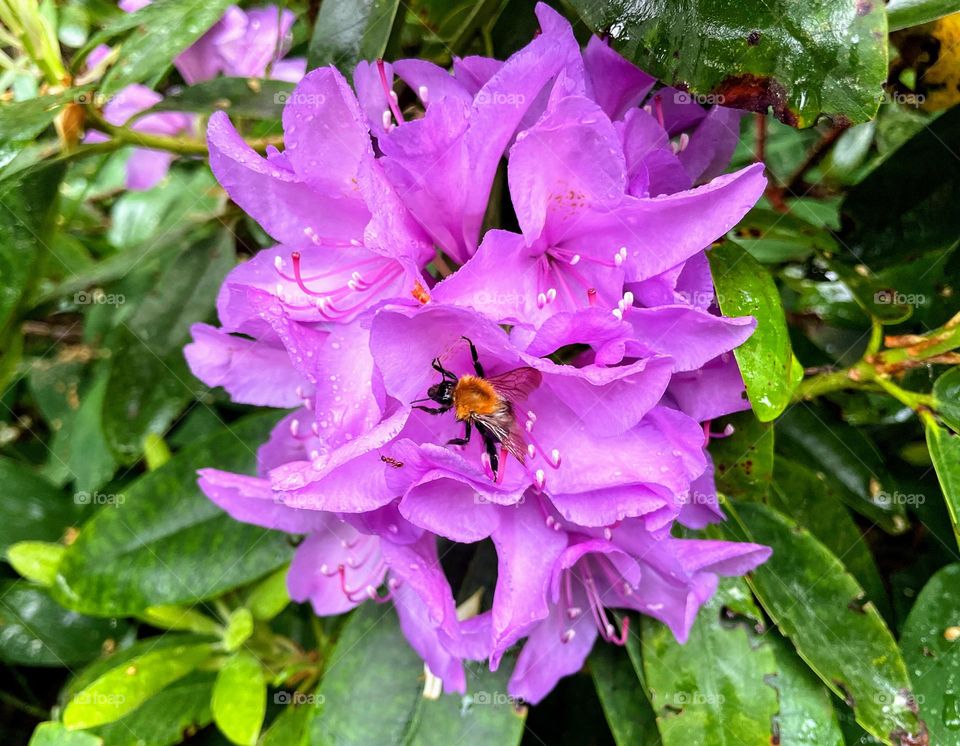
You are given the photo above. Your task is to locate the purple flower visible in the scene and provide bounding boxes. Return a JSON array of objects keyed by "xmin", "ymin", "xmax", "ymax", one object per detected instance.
[
  {"xmin": 504, "ymin": 512, "xmax": 771, "ymax": 703},
  {"xmin": 187, "ymin": 0, "xmax": 773, "ymax": 704}
]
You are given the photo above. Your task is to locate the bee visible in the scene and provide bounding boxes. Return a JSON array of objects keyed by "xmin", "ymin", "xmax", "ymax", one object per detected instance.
[
  {"xmin": 380, "ymin": 454, "xmax": 404, "ymax": 469},
  {"xmin": 412, "ymin": 337, "xmax": 542, "ymax": 479}
]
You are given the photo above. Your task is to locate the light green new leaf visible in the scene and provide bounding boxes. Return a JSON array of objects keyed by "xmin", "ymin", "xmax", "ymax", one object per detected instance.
[
  {"xmin": 213, "ymin": 652, "xmax": 267, "ymax": 746},
  {"xmin": 64, "ymin": 642, "xmax": 214, "ymax": 729}
]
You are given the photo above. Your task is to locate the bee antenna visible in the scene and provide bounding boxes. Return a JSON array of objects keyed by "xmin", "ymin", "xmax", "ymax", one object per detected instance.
[{"xmin": 410, "ymin": 397, "xmax": 432, "ymax": 404}]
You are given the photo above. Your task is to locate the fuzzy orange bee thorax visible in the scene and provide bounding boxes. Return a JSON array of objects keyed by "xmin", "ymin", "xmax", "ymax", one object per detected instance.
[{"xmin": 453, "ymin": 375, "xmax": 501, "ymax": 419}]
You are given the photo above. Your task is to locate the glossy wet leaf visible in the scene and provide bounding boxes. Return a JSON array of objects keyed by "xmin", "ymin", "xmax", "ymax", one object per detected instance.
[
  {"xmin": 934, "ymin": 366, "xmax": 960, "ymax": 433},
  {"xmin": 52, "ymin": 413, "xmax": 291, "ymax": 615},
  {"xmin": 0, "ymin": 581, "xmax": 127, "ymax": 666},
  {"xmin": 641, "ymin": 578, "xmax": 779, "ymax": 745},
  {"xmin": 409, "ymin": 660, "xmax": 526, "ymax": 746},
  {"xmin": 708, "ymin": 241, "xmax": 797, "ymax": 421},
  {"xmin": 591, "ymin": 643, "xmax": 659, "ymax": 746},
  {"xmin": 900, "ymin": 563, "xmax": 960, "ymax": 745},
  {"xmin": 708, "ymin": 410, "xmax": 774, "ymax": 501},
  {"xmin": 89, "ymin": 671, "xmax": 215, "ymax": 746},
  {"xmin": 0, "ymin": 457, "xmax": 85, "ymax": 555},
  {"xmin": 213, "ymin": 652, "xmax": 266, "ymax": 746},
  {"xmin": 767, "ymin": 631, "xmax": 845, "ymax": 745},
  {"xmin": 308, "ymin": 0, "xmax": 402, "ymax": 77},
  {"xmin": 887, "ymin": 0, "xmax": 960, "ymax": 31},
  {"xmin": 770, "ymin": 459, "xmax": 890, "ymax": 619},
  {"xmin": 7, "ymin": 540, "xmax": 64, "ymax": 586},
  {"xmin": 842, "ymin": 106, "xmax": 960, "ymax": 269},
  {"xmin": 0, "ymin": 91, "xmax": 88, "ymax": 145},
  {"xmin": 925, "ymin": 420, "xmax": 960, "ymax": 550},
  {"xmin": 100, "ymin": 0, "xmax": 235, "ymax": 96},
  {"xmin": 102, "ymin": 229, "xmax": 234, "ymax": 462},
  {"xmin": 568, "ymin": 0, "xmax": 888, "ymax": 126},
  {"xmin": 729, "ymin": 501, "xmax": 924, "ymax": 745},
  {"xmin": 309, "ymin": 603, "xmax": 423, "ymax": 745},
  {"xmin": 777, "ymin": 403, "xmax": 909, "ymax": 533},
  {"xmin": 63, "ymin": 642, "xmax": 215, "ymax": 729},
  {"xmin": 0, "ymin": 163, "xmax": 64, "ymax": 338}
]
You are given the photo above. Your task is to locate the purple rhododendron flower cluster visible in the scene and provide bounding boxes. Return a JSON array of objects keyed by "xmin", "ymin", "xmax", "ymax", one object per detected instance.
[
  {"xmin": 186, "ymin": 3, "xmax": 772, "ymax": 703},
  {"xmin": 86, "ymin": 1, "xmax": 305, "ymax": 190}
]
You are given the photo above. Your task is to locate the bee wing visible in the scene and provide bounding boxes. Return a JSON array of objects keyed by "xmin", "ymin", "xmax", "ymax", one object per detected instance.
[
  {"xmin": 485, "ymin": 367, "xmax": 542, "ymax": 404},
  {"xmin": 473, "ymin": 409, "xmax": 529, "ymax": 465}
]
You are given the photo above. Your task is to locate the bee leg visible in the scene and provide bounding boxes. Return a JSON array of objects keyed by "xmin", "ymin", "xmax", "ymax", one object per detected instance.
[
  {"xmin": 446, "ymin": 420, "xmax": 472, "ymax": 447},
  {"xmin": 432, "ymin": 358, "xmax": 457, "ymax": 381},
  {"xmin": 461, "ymin": 336, "xmax": 485, "ymax": 377},
  {"xmin": 413, "ymin": 404, "xmax": 451, "ymax": 415},
  {"xmin": 483, "ymin": 432, "xmax": 500, "ymax": 480}
]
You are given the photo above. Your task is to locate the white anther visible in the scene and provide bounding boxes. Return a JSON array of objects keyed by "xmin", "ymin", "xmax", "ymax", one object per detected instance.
[
  {"xmin": 527, "ymin": 410, "xmax": 537, "ymax": 422},
  {"xmin": 545, "ymin": 287, "xmax": 557, "ymax": 303},
  {"xmin": 274, "ymin": 256, "xmax": 285, "ymax": 270},
  {"xmin": 722, "ymin": 424, "xmax": 735, "ymax": 436},
  {"xmin": 612, "ymin": 308, "xmax": 623, "ymax": 320},
  {"xmin": 527, "ymin": 444, "xmax": 536, "ymax": 459},
  {"xmin": 535, "ymin": 469, "xmax": 546, "ymax": 489},
  {"xmin": 389, "ymin": 90, "xmax": 399, "ymax": 102},
  {"xmin": 570, "ymin": 254, "xmax": 581, "ymax": 265},
  {"xmin": 678, "ymin": 132, "xmax": 690, "ymax": 152},
  {"xmin": 382, "ymin": 109, "xmax": 393, "ymax": 129},
  {"xmin": 289, "ymin": 419, "xmax": 300, "ymax": 436},
  {"xmin": 622, "ymin": 291, "xmax": 634, "ymax": 306},
  {"xmin": 537, "ymin": 292, "xmax": 547, "ymax": 308},
  {"xmin": 418, "ymin": 85, "xmax": 429, "ymax": 103},
  {"xmin": 561, "ymin": 628, "xmax": 576, "ymax": 643},
  {"xmin": 550, "ymin": 448, "xmax": 561, "ymax": 466},
  {"xmin": 603, "ymin": 527, "xmax": 613, "ymax": 540}
]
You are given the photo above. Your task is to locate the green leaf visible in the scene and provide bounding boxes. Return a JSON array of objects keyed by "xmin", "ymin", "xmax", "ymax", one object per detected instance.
[
  {"xmin": 213, "ymin": 652, "xmax": 267, "ymax": 746},
  {"xmin": 7, "ymin": 540, "xmax": 64, "ymax": 586},
  {"xmin": 0, "ymin": 162, "xmax": 64, "ymax": 338},
  {"xmin": 568, "ymin": 0, "xmax": 888, "ymax": 126},
  {"xmin": 0, "ymin": 581, "xmax": 127, "ymax": 666},
  {"xmin": 63, "ymin": 642, "xmax": 215, "ymax": 729},
  {"xmin": 247, "ymin": 566, "xmax": 291, "ymax": 621},
  {"xmin": 29, "ymin": 722, "xmax": 102, "ymax": 746},
  {"xmin": 146, "ymin": 77, "xmax": 293, "ymax": 120},
  {"xmin": 925, "ymin": 419, "xmax": 960, "ymax": 550},
  {"xmin": 900, "ymin": 563, "xmax": 960, "ymax": 745},
  {"xmin": 101, "ymin": 0, "xmax": 235, "ymax": 96},
  {"xmin": 708, "ymin": 410, "xmax": 774, "ymax": 501},
  {"xmin": 729, "ymin": 501, "xmax": 925, "ymax": 744},
  {"xmin": 770, "ymin": 459, "xmax": 890, "ymax": 618},
  {"xmin": 708, "ymin": 241, "xmax": 797, "ymax": 421},
  {"xmin": 777, "ymin": 403, "xmax": 909, "ymax": 534},
  {"xmin": 408, "ymin": 660, "xmax": 527, "ymax": 746},
  {"xmin": 642, "ymin": 577, "xmax": 779, "ymax": 744},
  {"xmin": 590, "ymin": 643, "xmax": 659, "ymax": 746},
  {"xmin": 138, "ymin": 605, "xmax": 223, "ymax": 636},
  {"xmin": 308, "ymin": 0, "xmax": 402, "ymax": 76},
  {"xmin": 52, "ymin": 413, "xmax": 292, "ymax": 616},
  {"xmin": 259, "ymin": 701, "xmax": 313, "ymax": 746},
  {"xmin": 0, "ymin": 457, "xmax": 85, "ymax": 554},
  {"xmin": 888, "ymin": 0, "xmax": 960, "ymax": 31},
  {"xmin": 102, "ymin": 229, "xmax": 234, "ymax": 461},
  {"xmin": 766, "ymin": 632, "xmax": 845, "ymax": 745},
  {"xmin": 934, "ymin": 366, "xmax": 960, "ymax": 434},
  {"xmin": 842, "ymin": 106, "xmax": 960, "ymax": 269},
  {"xmin": 223, "ymin": 608, "xmax": 254, "ymax": 652},
  {"xmin": 728, "ymin": 207, "xmax": 838, "ymax": 264},
  {"xmin": 0, "ymin": 90, "xmax": 87, "ymax": 145},
  {"xmin": 90, "ymin": 671, "xmax": 215, "ymax": 746},
  {"xmin": 310, "ymin": 603, "xmax": 423, "ymax": 745}
]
